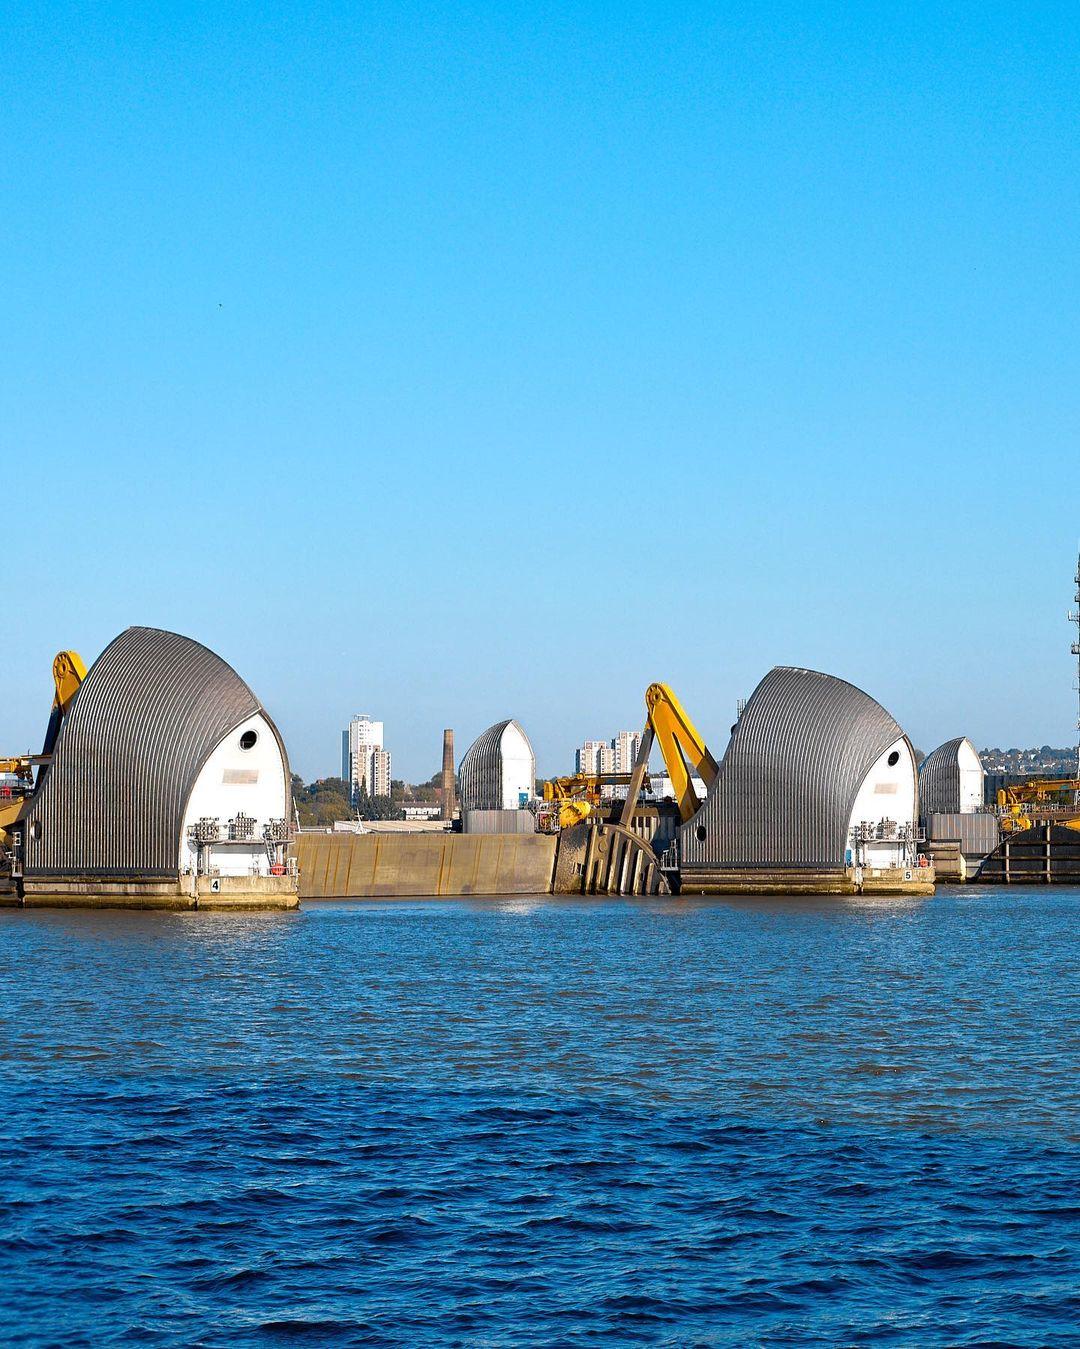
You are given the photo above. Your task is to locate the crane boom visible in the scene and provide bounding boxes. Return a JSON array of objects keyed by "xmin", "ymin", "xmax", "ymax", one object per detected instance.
[
  {"xmin": 52, "ymin": 650, "xmax": 87, "ymax": 716},
  {"xmin": 39, "ymin": 650, "xmax": 88, "ymax": 758},
  {"xmin": 1, "ymin": 649, "xmax": 87, "ymax": 849},
  {"xmin": 543, "ymin": 681, "xmax": 719, "ymax": 836},
  {"xmin": 643, "ymin": 682, "xmax": 719, "ymax": 823}
]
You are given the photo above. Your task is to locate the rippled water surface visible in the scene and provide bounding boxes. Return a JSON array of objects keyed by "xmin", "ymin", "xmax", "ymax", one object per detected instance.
[{"xmin": 1, "ymin": 890, "xmax": 1078, "ymax": 1346}]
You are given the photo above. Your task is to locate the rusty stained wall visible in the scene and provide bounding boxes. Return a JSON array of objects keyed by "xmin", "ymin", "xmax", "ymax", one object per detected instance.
[{"xmin": 295, "ymin": 831, "xmax": 556, "ymax": 898}]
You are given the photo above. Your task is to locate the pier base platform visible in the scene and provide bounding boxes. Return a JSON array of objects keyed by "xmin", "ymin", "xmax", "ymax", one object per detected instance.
[
  {"xmin": 15, "ymin": 875, "xmax": 299, "ymax": 910},
  {"xmin": 679, "ymin": 865, "xmax": 935, "ymax": 897}
]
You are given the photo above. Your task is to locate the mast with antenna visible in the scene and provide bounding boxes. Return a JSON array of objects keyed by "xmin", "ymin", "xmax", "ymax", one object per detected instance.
[{"xmin": 1071, "ymin": 552, "xmax": 1080, "ymax": 783}]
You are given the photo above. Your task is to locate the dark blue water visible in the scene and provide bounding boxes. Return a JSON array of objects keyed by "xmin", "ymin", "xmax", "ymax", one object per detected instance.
[{"xmin": 1, "ymin": 891, "xmax": 1078, "ymax": 1346}]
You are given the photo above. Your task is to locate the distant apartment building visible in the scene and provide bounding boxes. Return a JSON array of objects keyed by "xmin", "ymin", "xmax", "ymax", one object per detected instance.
[
  {"xmin": 575, "ymin": 731, "xmax": 642, "ymax": 778},
  {"xmin": 370, "ymin": 747, "xmax": 392, "ymax": 798},
  {"xmin": 575, "ymin": 740, "xmax": 607, "ymax": 774},
  {"xmin": 613, "ymin": 730, "xmax": 642, "ymax": 773},
  {"xmin": 341, "ymin": 714, "xmax": 392, "ymax": 800}
]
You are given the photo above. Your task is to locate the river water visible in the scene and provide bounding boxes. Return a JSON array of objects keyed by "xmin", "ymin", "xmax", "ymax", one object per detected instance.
[{"xmin": 0, "ymin": 890, "xmax": 1077, "ymax": 1346}]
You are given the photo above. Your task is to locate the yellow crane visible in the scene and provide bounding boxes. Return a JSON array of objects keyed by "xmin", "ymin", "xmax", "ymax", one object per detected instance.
[
  {"xmin": 997, "ymin": 777, "xmax": 1080, "ymax": 834},
  {"xmin": 541, "ymin": 682, "xmax": 719, "ymax": 831},
  {"xmin": 0, "ymin": 650, "xmax": 87, "ymax": 848},
  {"xmin": 640, "ymin": 682, "xmax": 720, "ymax": 822}
]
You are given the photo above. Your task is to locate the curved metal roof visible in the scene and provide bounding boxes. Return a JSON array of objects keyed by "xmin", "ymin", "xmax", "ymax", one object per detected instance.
[
  {"xmin": 919, "ymin": 737, "xmax": 978, "ymax": 819},
  {"xmin": 23, "ymin": 626, "xmax": 284, "ymax": 878},
  {"xmin": 679, "ymin": 666, "xmax": 908, "ymax": 871},
  {"xmin": 457, "ymin": 719, "xmax": 534, "ymax": 813}
]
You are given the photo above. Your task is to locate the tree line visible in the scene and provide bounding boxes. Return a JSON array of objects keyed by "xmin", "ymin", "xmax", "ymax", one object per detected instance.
[{"xmin": 291, "ymin": 772, "xmax": 444, "ymax": 826}]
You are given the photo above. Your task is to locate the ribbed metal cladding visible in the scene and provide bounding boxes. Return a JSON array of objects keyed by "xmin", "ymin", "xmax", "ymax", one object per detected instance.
[
  {"xmin": 927, "ymin": 812, "xmax": 999, "ymax": 856},
  {"xmin": 462, "ymin": 809, "xmax": 537, "ymax": 835},
  {"xmin": 918, "ymin": 738, "xmax": 967, "ymax": 818},
  {"xmin": 457, "ymin": 720, "xmax": 534, "ymax": 812},
  {"xmin": 24, "ymin": 627, "xmax": 267, "ymax": 878},
  {"xmin": 680, "ymin": 666, "xmax": 906, "ymax": 871}
]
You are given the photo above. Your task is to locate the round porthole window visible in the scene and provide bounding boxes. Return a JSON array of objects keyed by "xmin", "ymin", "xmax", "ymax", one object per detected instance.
[
  {"xmin": 887, "ymin": 750, "xmax": 900, "ymax": 767},
  {"xmin": 696, "ymin": 825, "xmax": 707, "ymax": 842},
  {"xmin": 239, "ymin": 730, "xmax": 258, "ymax": 751},
  {"xmin": 29, "ymin": 820, "xmax": 42, "ymax": 842}
]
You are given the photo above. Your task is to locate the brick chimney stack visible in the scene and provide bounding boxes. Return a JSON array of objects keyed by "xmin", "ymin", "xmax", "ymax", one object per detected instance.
[{"xmin": 441, "ymin": 729, "xmax": 456, "ymax": 821}]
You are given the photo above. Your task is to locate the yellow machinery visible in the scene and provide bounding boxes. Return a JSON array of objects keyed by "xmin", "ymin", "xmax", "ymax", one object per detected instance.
[
  {"xmin": 0, "ymin": 650, "xmax": 87, "ymax": 849},
  {"xmin": 541, "ymin": 681, "xmax": 719, "ymax": 832},
  {"xmin": 641, "ymin": 682, "xmax": 720, "ymax": 822},
  {"xmin": 541, "ymin": 772, "xmax": 647, "ymax": 831},
  {"xmin": 997, "ymin": 778, "xmax": 1080, "ymax": 834}
]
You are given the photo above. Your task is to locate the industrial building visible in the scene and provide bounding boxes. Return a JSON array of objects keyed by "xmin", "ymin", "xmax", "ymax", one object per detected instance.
[
  {"xmin": 678, "ymin": 666, "xmax": 927, "ymax": 894},
  {"xmin": 919, "ymin": 737, "xmax": 986, "ymax": 815},
  {"xmin": 917, "ymin": 737, "xmax": 996, "ymax": 878},
  {"xmin": 20, "ymin": 627, "xmax": 296, "ymax": 907},
  {"xmin": 458, "ymin": 720, "xmax": 536, "ymax": 831}
]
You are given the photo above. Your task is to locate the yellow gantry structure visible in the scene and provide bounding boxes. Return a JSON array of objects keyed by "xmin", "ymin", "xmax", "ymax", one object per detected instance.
[
  {"xmin": 542, "ymin": 772, "xmax": 646, "ymax": 830},
  {"xmin": 997, "ymin": 777, "xmax": 1080, "ymax": 834}
]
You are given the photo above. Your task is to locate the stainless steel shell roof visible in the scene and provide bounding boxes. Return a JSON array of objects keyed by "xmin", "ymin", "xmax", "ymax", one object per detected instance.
[
  {"xmin": 23, "ymin": 626, "xmax": 280, "ymax": 878},
  {"xmin": 457, "ymin": 720, "xmax": 534, "ymax": 813},
  {"xmin": 919, "ymin": 737, "xmax": 975, "ymax": 819},
  {"xmin": 679, "ymin": 666, "xmax": 907, "ymax": 871}
]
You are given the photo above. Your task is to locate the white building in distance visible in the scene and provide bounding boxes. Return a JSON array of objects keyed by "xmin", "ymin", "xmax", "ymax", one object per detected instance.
[
  {"xmin": 613, "ymin": 730, "xmax": 642, "ymax": 773},
  {"xmin": 575, "ymin": 740, "xmax": 607, "ymax": 774},
  {"xmin": 649, "ymin": 773, "xmax": 709, "ymax": 803},
  {"xmin": 576, "ymin": 731, "xmax": 642, "ymax": 776},
  {"xmin": 342, "ymin": 714, "xmax": 392, "ymax": 800}
]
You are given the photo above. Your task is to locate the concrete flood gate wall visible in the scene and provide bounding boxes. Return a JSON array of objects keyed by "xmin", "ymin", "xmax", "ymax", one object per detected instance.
[{"xmin": 296, "ymin": 831, "xmax": 557, "ymax": 899}]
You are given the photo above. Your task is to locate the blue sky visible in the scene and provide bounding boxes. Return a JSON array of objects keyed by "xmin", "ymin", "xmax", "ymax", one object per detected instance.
[{"xmin": 5, "ymin": 1, "xmax": 1080, "ymax": 781}]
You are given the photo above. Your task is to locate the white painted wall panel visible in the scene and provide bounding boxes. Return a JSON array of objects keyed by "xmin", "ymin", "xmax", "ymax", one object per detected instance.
[{"xmin": 181, "ymin": 713, "xmax": 288, "ymax": 875}]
